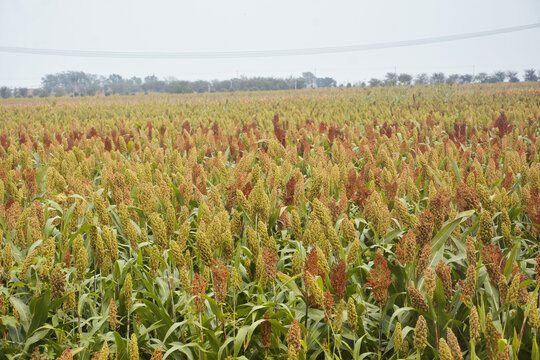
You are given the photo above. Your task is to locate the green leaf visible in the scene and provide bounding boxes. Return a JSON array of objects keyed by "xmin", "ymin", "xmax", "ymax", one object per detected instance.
[
  {"xmin": 28, "ymin": 290, "xmax": 50, "ymax": 336},
  {"xmin": 9, "ymin": 297, "xmax": 31, "ymax": 332},
  {"xmin": 114, "ymin": 331, "xmax": 128, "ymax": 360},
  {"xmin": 234, "ymin": 319, "xmax": 266, "ymax": 356}
]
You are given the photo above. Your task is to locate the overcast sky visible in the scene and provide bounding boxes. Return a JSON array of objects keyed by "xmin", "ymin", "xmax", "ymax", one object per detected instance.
[{"xmin": 1, "ymin": 0, "xmax": 539, "ymax": 88}]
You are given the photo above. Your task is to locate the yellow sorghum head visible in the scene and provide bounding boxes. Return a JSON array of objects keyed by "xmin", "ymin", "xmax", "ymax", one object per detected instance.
[
  {"xmin": 485, "ymin": 313, "xmax": 500, "ymax": 359},
  {"xmin": 255, "ymin": 252, "xmax": 267, "ymax": 288},
  {"xmin": 316, "ymin": 247, "xmax": 330, "ymax": 276},
  {"xmin": 394, "ymin": 321, "xmax": 403, "ymax": 354},
  {"xmin": 424, "ymin": 268, "xmax": 436, "ymax": 301},
  {"xmin": 306, "ymin": 272, "xmax": 324, "ymax": 308},
  {"xmin": 341, "ymin": 216, "xmax": 356, "ymax": 244},
  {"xmin": 469, "ymin": 306, "xmax": 480, "ymax": 341},
  {"xmin": 249, "ymin": 180, "xmax": 270, "ymax": 223},
  {"xmin": 93, "ymin": 192, "xmax": 109, "ymax": 226},
  {"xmin": 246, "ymin": 226, "xmax": 259, "ymax": 257},
  {"xmin": 126, "ymin": 222, "xmax": 139, "ymax": 252},
  {"xmin": 230, "ymin": 209, "xmax": 242, "ymax": 237},
  {"xmin": 393, "ymin": 198, "xmax": 410, "ymax": 227},
  {"xmin": 170, "ymin": 240, "xmax": 185, "ymax": 269},
  {"xmin": 138, "ymin": 182, "xmax": 157, "ymax": 218},
  {"xmin": 196, "ymin": 227, "xmax": 212, "ymax": 266},
  {"xmin": 477, "ymin": 210, "xmax": 493, "ymax": 245},
  {"xmin": 347, "ymin": 297, "xmax": 358, "ymax": 333},
  {"xmin": 507, "ymin": 273, "xmax": 520, "ymax": 307},
  {"xmin": 98, "ymin": 342, "xmax": 109, "ymax": 360},
  {"xmin": 109, "ymin": 298, "xmax": 117, "ymax": 331},
  {"xmin": 150, "ymin": 213, "xmax": 168, "ymax": 250},
  {"xmin": 438, "ymin": 338, "xmax": 453, "ymax": 360},
  {"xmin": 435, "ymin": 260, "xmax": 452, "ymax": 301},
  {"xmin": 466, "ymin": 236, "xmax": 476, "ymax": 266},
  {"xmin": 527, "ymin": 293, "xmax": 540, "ymax": 328},
  {"xmin": 124, "ymin": 273, "xmax": 133, "ymax": 312},
  {"xmin": 236, "ymin": 190, "xmax": 251, "ymax": 214},
  {"xmin": 179, "ymin": 265, "xmax": 192, "ymax": 295},
  {"xmin": 50, "ymin": 265, "xmax": 66, "ymax": 300},
  {"xmin": 101, "ymin": 226, "xmax": 118, "ymax": 263},
  {"xmin": 230, "ymin": 267, "xmax": 242, "ymax": 290},
  {"xmin": 149, "ymin": 245, "xmax": 160, "ymax": 279},
  {"xmin": 347, "ymin": 238, "xmax": 360, "ymax": 266},
  {"xmin": 408, "ymin": 286, "xmax": 429, "ymax": 313},
  {"xmin": 129, "ymin": 333, "xmax": 139, "ymax": 360},
  {"xmin": 63, "ymin": 287, "xmax": 76, "ymax": 312},
  {"xmin": 447, "ymin": 328, "xmax": 463, "ymax": 360},
  {"xmin": 2, "ymin": 242, "xmax": 13, "ymax": 276},
  {"xmin": 292, "ymin": 250, "xmax": 302, "ymax": 275},
  {"xmin": 75, "ymin": 246, "xmax": 88, "ymax": 282},
  {"xmin": 466, "ymin": 264, "xmax": 477, "ymax": 295},
  {"xmin": 335, "ymin": 299, "xmax": 345, "ymax": 331},
  {"xmin": 291, "ymin": 210, "xmax": 302, "ymax": 240},
  {"xmin": 118, "ymin": 202, "xmax": 130, "ymax": 230},
  {"xmin": 177, "ymin": 221, "xmax": 190, "ymax": 252},
  {"xmin": 414, "ymin": 315, "xmax": 427, "ymax": 354},
  {"xmin": 417, "ymin": 244, "xmax": 431, "ymax": 277}
]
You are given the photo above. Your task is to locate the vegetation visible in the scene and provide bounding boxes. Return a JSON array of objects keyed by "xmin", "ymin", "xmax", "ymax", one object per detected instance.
[
  {"xmin": 1, "ymin": 69, "xmax": 539, "ymax": 98},
  {"xmin": 0, "ymin": 83, "xmax": 539, "ymax": 359}
]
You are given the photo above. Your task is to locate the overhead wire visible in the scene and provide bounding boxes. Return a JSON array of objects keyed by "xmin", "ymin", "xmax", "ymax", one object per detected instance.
[{"xmin": 0, "ymin": 23, "xmax": 538, "ymax": 59}]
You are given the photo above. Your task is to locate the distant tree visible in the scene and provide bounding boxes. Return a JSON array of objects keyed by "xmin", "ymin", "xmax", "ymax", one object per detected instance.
[
  {"xmin": 53, "ymin": 87, "xmax": 66, "ymax": 97},
  {"xmin": 475, "ymin": 73, "xmax": 489, "ymax": 83},
  {"xmin": 39, "ymin": 88, "xmax": 51, "ymax": 97},
  {"xmin": 398, "ymin": 73, "xmax": 412, "ymax": 85},
  {"xmin": 15, "ymin": 88, "xmax": 28, "ymax": 98},
  {"xmin": 368, "ymin": 78, "xmax": 382, "ymax": 87},
  {"xmin": 459, "ymin": 74, "xmax": 473, "ymax": 84},
  {"xmin": 493, "ymin": 71, "xmax": 506, "ymax": 83},
  {"xmin": 131, "ymin": 77, "xmax": 142, "ymax": 86},
  {"xmin": 446, "ymin": 74, "xmax": 460, "ymax": 85},
  {"xmin": 302, "ymin": 72, "xmax": 317, "ymax": 88},
  {"xmin": 414, "ymin": 73, "xmax": 429, "ymax": 85},
  {"xmin": 167, "ymin": 81, "xmax": 192, "ymax": 94},
  {"xmin": 524, "ymin": 69, "xmax": 538, "ymax": 82},
  {"xmin": 506, "ymin": 71, "xmax": 519, "ymax": 83},
  {"xmin": 430, "ymin": 72, "xmax": 445, "ymax": 84},
  {"xmin": 384, "ymin": 72, "xmax": 398, "ymax": 86},
  {"xmin": 316, "ymin": 77, "xmax": 337, "ymax": 88},
  {"xmin": 0, "ymin": 86, "xmax": 11, "ymax": 98}
]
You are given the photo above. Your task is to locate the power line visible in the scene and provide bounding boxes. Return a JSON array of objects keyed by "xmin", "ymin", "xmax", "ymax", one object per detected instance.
[{"xmin": 0, "ymin": 23, "xmax": 539, "ymax": 59}]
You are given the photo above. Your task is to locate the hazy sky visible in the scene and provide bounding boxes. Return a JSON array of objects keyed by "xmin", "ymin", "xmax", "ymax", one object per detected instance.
[{"xmin": 1, "ymin": 0, "xmax": 539, "ymax": 88}]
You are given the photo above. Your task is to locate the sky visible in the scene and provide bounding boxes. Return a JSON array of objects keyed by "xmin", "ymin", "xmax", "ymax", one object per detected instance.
[{"xmin": 0, "ymin": 0, "xmax": 539, "ymax": 88}]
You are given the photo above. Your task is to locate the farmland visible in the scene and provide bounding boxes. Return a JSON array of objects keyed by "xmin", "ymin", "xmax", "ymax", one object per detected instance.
[{"xmin": 0, "ymin": 83, "xmax": 539, "ymax": 359}]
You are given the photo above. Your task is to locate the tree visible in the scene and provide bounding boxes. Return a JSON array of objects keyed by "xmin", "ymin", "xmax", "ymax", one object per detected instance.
[
  {"xmin": 506, "ymin": 71, "xmax": 519, "ymax": 83},
  {"xmin": 0, "ymin": 86, "xmax": 11, "ymax": 98},
  {"xmin": 384, "ymin": 72, "xmax": 397, "ymax": 86},
  {"xmin": 493, "ymin": 71, "xmax": 506, "ymax": 83},
  {"xmin": 414, "ymin": 73, "xmax": 429, "ymax": 85},
  {"xmin": 15, "ymin": 88, "xmax": 28, "ymax": 98},
  {"xmin": 316, "ymin": 77, "xmax": 337, "ymax": 88},
  {"xmin": 398, "ymin": 73, "xmax": 412, "ymax": 86},
  {"xmin": 475, "ymin": 73, "xmax": 489, "ymax": 83},
  {"xmin": 524, "ymin": 69, "xmax": 538, "ymax": 82},
  {"xmin": 459, "ymin": 74, "xmax": 473, "ymax": 84},
  {"xmin": 368, "ymin": 78, "xmax": 382, "ymax": 87},
  {"xmin": 430, "ymin": 72, "xmax": 445, "ymax": 84},
  {"xmin": 446, "ymin": 74, "xmax": 460, "ymax": 85},
  {"xmin": 302, "ymin": 72, "xmax": 317, "ymax": 88}
]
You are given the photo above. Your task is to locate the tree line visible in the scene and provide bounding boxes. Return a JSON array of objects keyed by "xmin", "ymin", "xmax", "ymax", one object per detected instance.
[{"xmin": 0, "ymin": 69, "xmax": 539, "ymax": 98}]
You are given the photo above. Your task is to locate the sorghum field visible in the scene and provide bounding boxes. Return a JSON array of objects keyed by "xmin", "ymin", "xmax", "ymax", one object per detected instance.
[{"xmin": 0, "ymin": 83, "xmax": 539, "ymax": 360}]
